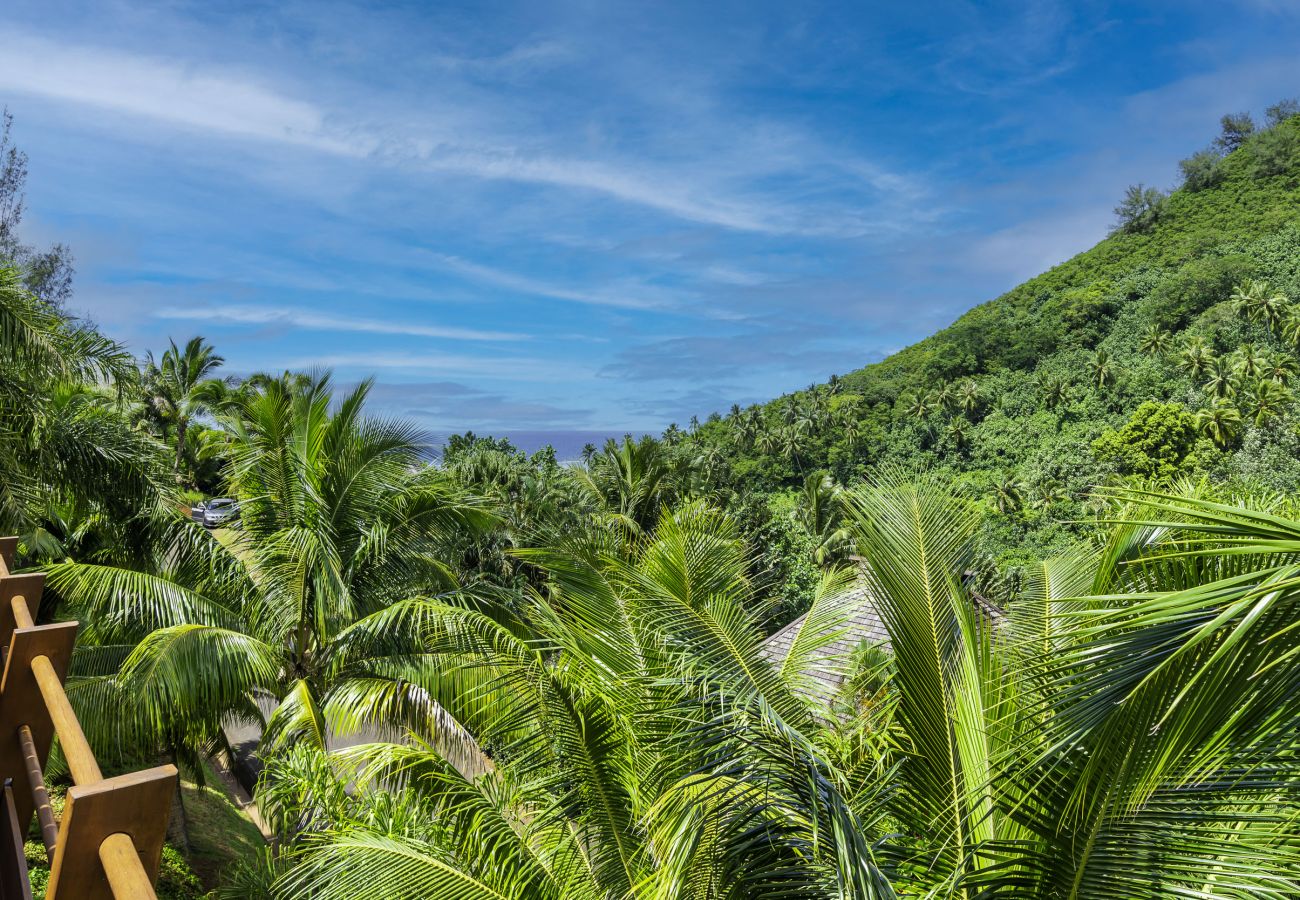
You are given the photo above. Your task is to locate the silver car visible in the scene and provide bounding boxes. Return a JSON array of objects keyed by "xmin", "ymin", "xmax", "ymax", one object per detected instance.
[{"xmin": 202, "ymin": 498, "xmax": 241, "ymax": 528}]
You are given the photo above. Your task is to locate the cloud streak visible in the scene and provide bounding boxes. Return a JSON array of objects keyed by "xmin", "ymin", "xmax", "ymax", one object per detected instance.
[
  {"xmin": 0, "ymin": 30, "xmax": 907, "ymax": 236},
  {"xmin": 154, "ymin": 304, "xmax": 528, "ymax": 342}
]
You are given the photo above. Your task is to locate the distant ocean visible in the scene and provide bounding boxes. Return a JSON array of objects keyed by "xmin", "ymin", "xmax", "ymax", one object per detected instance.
[{"xmin": 424, "ymin": 429, "xmax": 651, "ymax": 465}]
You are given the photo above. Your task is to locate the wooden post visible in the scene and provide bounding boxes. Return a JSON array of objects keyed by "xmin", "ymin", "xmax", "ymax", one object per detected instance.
[
  {"xmin": 0, "ymin": 621, "xmax": 77, "ymax": 830},
  {"xmin": 0, "ymin": 782, "xmax": 32, "ymax": 900},
  {"xmin": 0, "ymin": 546, "xmax": 170, "ymax": 899},
  {"xmin": 46, "ymin": 766, "xmax": 177, "ymax": 900}
]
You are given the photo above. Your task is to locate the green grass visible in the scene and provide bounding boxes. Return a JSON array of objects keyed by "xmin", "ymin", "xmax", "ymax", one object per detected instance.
[{"xmin": 178, "ymin": 759, "xmax": 267, "ymax": 892}]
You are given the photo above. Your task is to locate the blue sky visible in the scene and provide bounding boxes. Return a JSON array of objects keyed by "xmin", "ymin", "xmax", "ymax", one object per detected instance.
[{"xmin": 2, "ymin": 1, "xmax": 1299, "ymax": 448}]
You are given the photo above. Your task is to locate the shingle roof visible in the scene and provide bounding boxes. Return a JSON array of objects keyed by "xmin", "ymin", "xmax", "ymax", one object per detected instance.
[
  {"xmin": 762, "ymin": 572, "xmax": 1007, "ymax": 708},
  {"xmin": 761, "ymin": 579, "xmax": 889, "ymax": 704}
]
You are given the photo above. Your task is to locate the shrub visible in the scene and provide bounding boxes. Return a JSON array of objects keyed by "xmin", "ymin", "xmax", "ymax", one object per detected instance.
[
  {"xmin": 1092, "ymin": 401, "xmax": 1201, "ymax": 480},
  {"xmin": 1113, "ymin": 184, "xmax": 1167, "ymax": 234},
  {"xmin": 1250, "ymin": 121, "xmax": 1300, "ymax": 178},
  {"xmin": 1265, "ymin": 98, "xmax": 1300, "ymax": 128},
  {"xmin": 1216, "ymin": 111, "xmax": 1256, "ymax": 153},
  {"xmin": 1179, "ymin": 148, "xmax": 1224, "ymax": 191}
]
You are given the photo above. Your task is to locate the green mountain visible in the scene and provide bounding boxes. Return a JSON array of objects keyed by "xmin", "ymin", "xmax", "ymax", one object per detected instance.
[{"xmin": 686, "ymin": 111, "xmax": 1300, "ymax": 572}]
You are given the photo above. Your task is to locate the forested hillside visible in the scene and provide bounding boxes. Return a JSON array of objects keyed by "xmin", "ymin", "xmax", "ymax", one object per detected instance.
[
  {"xmin": 6, "ymin": 95, "xmax": 1300, "ymax": 897},
  {"xmin": 662, "ymin": 102, "xmax": 1300, "ymax": 605}
]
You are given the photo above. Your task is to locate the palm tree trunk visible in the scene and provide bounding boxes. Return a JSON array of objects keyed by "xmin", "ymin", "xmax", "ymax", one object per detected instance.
[
  {"xmin": 174, "ymin": 417, "xmax": 187, "ymax": 481},
  {"xmin": 167, "ymin": 754, "xmax": 193, "ymax": 855}
]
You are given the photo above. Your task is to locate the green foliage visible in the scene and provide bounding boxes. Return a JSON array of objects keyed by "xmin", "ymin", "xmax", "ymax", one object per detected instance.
[
  {"xmin": 1091, "ymin": 401, "xmax": 1201, "ymax": 479},
  {"xmin": 1216, "ymin": 110, "xmax": 1256, "ymax": 152},
  {"xmin": 1112, "ymin": 183, "xmax": 1167, "ymax": 234},
  {"xmin": 1179, "ymin": 148, "xmax": 1225, "ymax": 191},
  {"xmin": 25, "ymin": 841, "xmax": 203, "ymax": 899}
]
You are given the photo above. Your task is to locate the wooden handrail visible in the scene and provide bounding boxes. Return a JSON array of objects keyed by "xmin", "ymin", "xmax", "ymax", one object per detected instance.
[
  {"xmin": 99, "ymin": 833, "xmax": 156, "ymax": 898},
  {"xmin": 0, "ymin": 546, "xmax": 168, "ymax": 900},
  {"xmin": 17, "ymin": 725, "xmax": 58, "ymax": 859}
]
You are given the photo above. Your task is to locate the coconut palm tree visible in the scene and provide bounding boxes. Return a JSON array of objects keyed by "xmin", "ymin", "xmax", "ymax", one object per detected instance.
[
  {"xmin": 264, "ymin": 504, "xmax": 892, "ymax": 899},
  {"xmin": 946, "ymin": 416, "xmax": 971, "ymax": 449},
  {"xmin": 1231, "ymin": 278, "xmax": 1288, "ymax": 329},
  {"xmin": 144, "ymin": 336, "xmax": 225, "ymax": 481},
  {"xmin": 577, "ymin": 435, "xmax": 674, "ymax": 536},
  {"xmin": 1195, "ymin": 403, "xmax": 1243, "ymax": 449},
  {"xmin": 1233, "ymin": 342, "xmax": 1265, "ymax": 379},
  {"xmin": 1281, "ymin": 309, "xmax": 1300, "ymax": 351},
  {"xmin": 0, "ymin": 266, "xmax": 164, "ymax": 546},
  {"xmin": 794, "ymin": 472, "xmax": 851, "ymax": 566},
  {"xmin": 905, "ymin": 391, "xmax": 934, "ymax": 420},
  {"xmin": 841, "ymin": 416, "xmax": 865, "ymax": 452},
  {"xmin": 1088, "ymin": 349, "xmax": 1117, "ymax": 389},
  {"xmin": 50, "ymin": 374, "xmax": 492, "ymax": 775},
  {"xmin": 989, "ymin": 474, "xmax": 1025, "ymax": 513},
  {"xmin": 1242, "ymin": 377, "xmax": 1294, "ymax": 426},
  {"xmin": 833, "ymin": 474, "xmax": 1300, "ymax": 897},
  {"xmin": 1037, "ymin": 374, "xmax": 1069, "ymax": 411},
  {"xmin": 958, "ymin": 379, "xmax": 982, "ymax": 416},
  {"xmin": 934, "ymin": 381, "xmax": 958, "ymax": 413},
  {"xmin": 1138, "ymin": 324, "xmax": 1172, "ymax": 355},
  {"xmin": 1264, "ymin": 351, "xmax": 1299, "ymax": 384},
  {"xmin": 1177, "ymin": 335, "xmax": 1215, "ymax": 378},
  {"xmin": 1030, "ymin": 477, "xmax": 1068, "ymax": 509},
  {"xmin": 778, "ymin": 425, "xmax": 804, "ymax": 470},
  {"xmin": 1203, "ymin": 355, "xmax": 1240, "ymax": 401}
]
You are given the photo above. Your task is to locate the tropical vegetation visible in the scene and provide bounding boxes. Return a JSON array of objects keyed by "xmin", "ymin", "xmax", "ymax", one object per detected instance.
[{"xmin": 2, "ymin": 99, "xmax": 1300, "ymax": 897}]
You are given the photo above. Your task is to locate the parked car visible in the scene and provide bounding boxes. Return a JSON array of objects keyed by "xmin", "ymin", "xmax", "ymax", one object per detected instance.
[
  {"xmin": 190, "ymin": 500, "xmax": 207, "ymax": 522},
  {"xmin": 202, "ymin": 498, "xmax": 241, "ymax": 528}
]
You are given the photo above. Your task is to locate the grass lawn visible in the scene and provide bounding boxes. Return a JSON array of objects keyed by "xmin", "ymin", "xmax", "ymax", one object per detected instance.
[{"xmin": 179, "ymin": 759, "xmax": 267, "ymax": 891}]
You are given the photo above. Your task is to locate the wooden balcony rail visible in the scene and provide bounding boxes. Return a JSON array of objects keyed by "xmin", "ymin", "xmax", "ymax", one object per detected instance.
[{"xmin": 0, "ymin": 537, "xmax": 175, "ymax": 900}]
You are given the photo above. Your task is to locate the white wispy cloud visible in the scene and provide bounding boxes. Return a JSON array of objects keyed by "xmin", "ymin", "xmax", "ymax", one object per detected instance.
[
  {"xmin": 153, "ymin": 304, "xmax": 529, "ymax": 342},
  {"xmin": 427, "ymin": 253, "xmax": 671, "ymax": 311},
  {"xmin": 0, "ymin": 29, "xmax": 914, "ymax": 236},
  {"xmin": 279, "ymin": 351, "xmax": 575, "ymax": 382}
]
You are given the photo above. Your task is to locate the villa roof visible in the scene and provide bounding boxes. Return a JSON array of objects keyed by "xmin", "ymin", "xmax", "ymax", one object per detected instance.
[{"xmin": 760, "ymin": 578, "xmax": 888, "ymax": 703}]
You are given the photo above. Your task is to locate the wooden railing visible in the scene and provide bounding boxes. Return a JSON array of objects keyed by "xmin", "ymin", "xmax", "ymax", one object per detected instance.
[{"xmin": 0, "ymin": 537, "xmax": 174, "ymax": 899}]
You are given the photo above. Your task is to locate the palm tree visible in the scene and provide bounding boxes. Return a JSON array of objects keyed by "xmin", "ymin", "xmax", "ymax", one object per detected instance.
[
  {"xmin": 958, "ymin": 379, "xmax": 982, "ymax": 416},
  {"xmin": 577, "ymin": 435, "xmax": 673, "ymax": 536},
  {"xmin": 989, "ymin": 474, "xmax": 1024, "ymax": 513},
  {"xmin": 833, "ymin": 475, "xmax": 1300, "ymax": 897},
  {"xmin": 0, "ymin": 266, "xmax": 163, "ymax": 544},
  {"xmin": 755, "ymin": 428, "xmax": 779, "ymax": 456},
  {"xmin": 827, "ymin": 373, "xmax": 844, "ymax": 395},
  {"xmin": 1138, "ymin": 324, "xmax": 1172, "ymax": 355},
  {"xmin": 144, "ymin": 336, "xmax": 225, "ymax": 480},
  {"xmin": 794, "ymin": 472, "xmax": 850, "ymax": 565},
  {"xmin": 1242, "ymin": 377, "xmax": 1294, "ymax": 426},
  {"xmin": 1231, "ymin": 278, "xmax": 1288, "ymax": 329},
  {"xmin": 1037, "ymin": 374, "xmax": 1069, "ymax": 411},
  {"xmin": 946, "ymin": 416, "xmax": 971, "ymax": 449},
  {"xmin": 1281, "ymin": 309, "xmax": 1300, "ymax": 350},
  {"xmin": 1088, "ymin": 349, "xmax": 1117, "ymax": 389},
  {"xmin": 1177, "ymin": 336, "xmax": 1215, "ymax": 377},
  {"xmin": 841, "ymin": 416, "xmax": 865, "ymax": 451},
  {"xmin": 1203, "ymin": 355, "xmax": 1240, "ymax": 400},
  {"xmin": 1030, "ymin": 477, "xmax": 1067, "ymax": 509},
  {"xmin": 934, "ymin": 381, "xmax": 958, "ymax": 413},
  {"xmin": 267, "ymin": 504, "xmax": 891, "ymax": 899},
  {"xmin": 50, "ymin": 374, "xmax": 492, "ymax": 779},
  {"xmin": 1233, "ymin": 342, "xmax": 1264, "ymax": 379},
  {"xmin": 1264, "ymin": 351, "xmax": 1299, "ymax": 384},
  {"xmin": 1195, "ymin": 403, "xmax": 1243, "ymax": 449},
  {"xmin": 778, "ymin": 425, "xmax": 804, "ymax": 470},
  {"xmin": 905, "ymin": 391, "xmax": 934, "ymax": 420}
]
